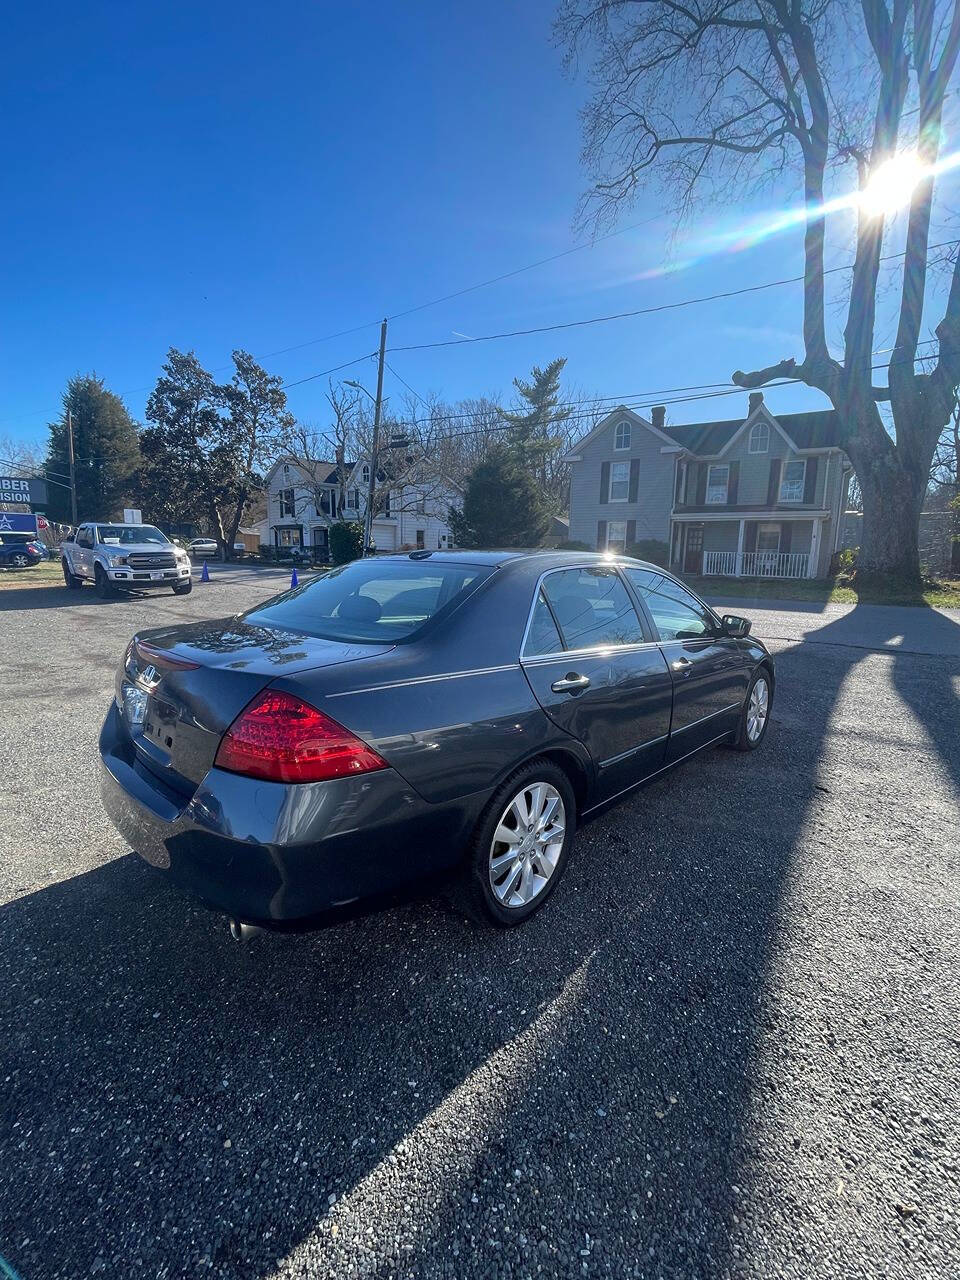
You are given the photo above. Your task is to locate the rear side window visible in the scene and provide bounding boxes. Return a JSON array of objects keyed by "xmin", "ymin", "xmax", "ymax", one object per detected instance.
[
  {"xmin": 244, "ymin": 560, "xmax": 491, "ymax": 643},
  {"xmin": 539, "ymin": 567, "xmax": 645, "ymax": 650},
  {"xmin": 626, "ymin": 569, "xmax": 716, "ymax": 641},
  {"xmin": 523, "ymin": 589, "xmax": 563, "ymax": 657}
]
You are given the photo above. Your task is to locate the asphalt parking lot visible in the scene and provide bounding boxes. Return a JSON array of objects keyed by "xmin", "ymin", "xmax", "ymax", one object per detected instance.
[{"xmin": 1, "ymin": 566, "xmax": 959, "ymax": 1280}]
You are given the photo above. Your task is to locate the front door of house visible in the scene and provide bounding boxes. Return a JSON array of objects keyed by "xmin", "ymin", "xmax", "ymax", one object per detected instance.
[{"xmin": 683, "ymin": 526, "xmax": 704, "ymax": 575}]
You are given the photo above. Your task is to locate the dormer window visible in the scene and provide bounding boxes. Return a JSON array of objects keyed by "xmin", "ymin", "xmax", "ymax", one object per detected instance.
[
  {"xmin": 614, "ymin": 420, "xmax": 631, "ymax": 451},
  {"xmin": 749, "ymin": 421, "xmax": 769, "ymax": 454}
]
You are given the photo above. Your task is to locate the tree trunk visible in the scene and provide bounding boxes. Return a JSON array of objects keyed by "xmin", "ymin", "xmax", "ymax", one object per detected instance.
[{"xmin": 854, "ymin": 453, "xmax": 926, "ymax": 580}]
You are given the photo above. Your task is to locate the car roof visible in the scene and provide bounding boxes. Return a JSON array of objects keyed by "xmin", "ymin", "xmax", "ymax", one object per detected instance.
[{"xmin": 370, "ymin": 549, "xmax": 670, "ymax": 575}]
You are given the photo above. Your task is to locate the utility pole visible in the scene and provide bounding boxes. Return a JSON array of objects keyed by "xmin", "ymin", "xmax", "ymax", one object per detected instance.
[
  {"xmin": 363, "ymin": 318, "xmax": 388, "ymax": 556},
  {"xmin": 66, "ymin": 408, "xmax": 78, "ymax": 524}
]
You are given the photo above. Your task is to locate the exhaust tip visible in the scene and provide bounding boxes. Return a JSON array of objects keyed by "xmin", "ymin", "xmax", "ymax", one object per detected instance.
[{"xmin": 229, "ymin": 918, "xmax": 262, "ymax": 942}]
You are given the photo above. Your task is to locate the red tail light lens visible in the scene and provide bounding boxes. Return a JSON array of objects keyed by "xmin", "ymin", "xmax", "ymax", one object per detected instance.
[{"xmin": 214, "ymin": 690, "xmax": 388, "ymax": 784}]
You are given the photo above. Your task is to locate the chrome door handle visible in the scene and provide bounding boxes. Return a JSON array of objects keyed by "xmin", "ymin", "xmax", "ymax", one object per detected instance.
[
  {"xmin": 551, "ymin": 672, "xmax": 591, "ymax": 694},
  {"xmin": 672, "ymin": 656, "xmax": 693, "ymax": 676}
]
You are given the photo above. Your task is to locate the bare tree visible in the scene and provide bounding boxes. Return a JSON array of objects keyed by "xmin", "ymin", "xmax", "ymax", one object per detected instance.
[{"xmin": 558, "ymin": 0, "xmax": 960, "ymax": 580}]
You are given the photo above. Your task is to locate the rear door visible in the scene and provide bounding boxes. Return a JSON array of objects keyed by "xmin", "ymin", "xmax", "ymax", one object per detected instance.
[
  {"xmin": 624, "ymin": 568, "xmax": 750, "ymax": 760},
  {"xmin": 520, "ymin": 565, "xmax": 673, "ymax": 799}
]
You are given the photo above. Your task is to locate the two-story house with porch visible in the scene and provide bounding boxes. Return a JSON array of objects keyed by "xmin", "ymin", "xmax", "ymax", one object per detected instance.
[
  {"xmin": 261, "ymin": 457, "xmax": 460, "ymax": 558},
  {"xmin": 566, "ymin": 392, "xmax": 852, "ymax": 579}
]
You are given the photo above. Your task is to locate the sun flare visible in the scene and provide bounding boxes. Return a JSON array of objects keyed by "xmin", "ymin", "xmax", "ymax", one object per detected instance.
[{"xmin": 859, "ymin": 151, "xmax": 929, "ymax": 217}]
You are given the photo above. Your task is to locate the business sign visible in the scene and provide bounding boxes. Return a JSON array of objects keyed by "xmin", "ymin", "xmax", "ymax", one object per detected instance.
[
  {"xmin": 0, "ymin": 475, "xmax": 49, "ymax": 507},
  {"xmin": 0, "ymin": 511, "xmax": 39, "ymax": 535}
]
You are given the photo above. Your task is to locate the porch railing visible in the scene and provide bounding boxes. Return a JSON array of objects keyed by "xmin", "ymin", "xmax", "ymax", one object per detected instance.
[{"xmin": 701, "ymin": 550, "xmax": 810, "ymax": 578}]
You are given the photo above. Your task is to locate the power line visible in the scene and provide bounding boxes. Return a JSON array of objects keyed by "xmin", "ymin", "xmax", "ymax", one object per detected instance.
[
  {"xmin": 280, "ymin": 352, "xmax": 379, "ymax": 391},
  {"xmin": 383, "ymin": 240, "xmax": 960, "ymax": 356},
  {"xmin": 385, "ymin": 360, "xmax": 430, "ymax": 408}
]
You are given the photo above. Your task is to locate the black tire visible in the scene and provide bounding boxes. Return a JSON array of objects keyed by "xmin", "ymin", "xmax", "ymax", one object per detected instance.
[
  {"xmin": 173, "ymin": 579, "xmax": 193, "ymax": 595},
  {"xmin": 94, "ymin": 563, "xmax": 115, "ymax": 599},
  {"xmin": 454, "ymin": 759, "xmax": 577, "ymax": 927},
  {"xmin": 62, "ymin": 559, "xmax": 83, "ymax": 589},
  {"xmin": 732, "ymin": 666, "xmax": 773, "ymax": 751}
]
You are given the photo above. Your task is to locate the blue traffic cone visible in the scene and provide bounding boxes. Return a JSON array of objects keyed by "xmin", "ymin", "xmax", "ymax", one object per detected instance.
[
  {"xmin": 290, "ymin": 567, "xmax": 299, "ymax": 589},
  {"xmin": 201, "ymin": 560, "xmax": 210, "ymax": 583}
]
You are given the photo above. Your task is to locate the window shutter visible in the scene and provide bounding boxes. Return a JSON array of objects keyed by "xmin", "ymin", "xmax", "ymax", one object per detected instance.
[
  {"xmin": 780, "ymin": 522, "xmax": 792, "ymax": 553},
  {"xmin": 766, "ymin": 459, "xmax": 781, "ymax": 506},
  {"xmin": 626, "ymin": 519, "xmax": 636, "ymax": 547},
  {"xmin": 745, "ymin": 522, "xmax": 758, "ymax": 552},
  {"xmin": 728, "ymin": 461, "xmax": 739, "ymax": 505},
  {"xmin": 600, "ymin": 461, "xmax": 610, "ymax": 505},
  {"xmin": 675, "ymin": 463, "xmax": 683, "ymax": 503},
  {"xmin": 628, "ymin": 459, "xmax": 640, "ymax": 503},
  {"xmin": 597, "ymin": 519, "xmax": 607, "ymax": 549},
  {"xmin": 695, "ymin": 465, "xmax": 707, "ymax": 505},
  {"xmin": 803, "ymin": 457, "xmax": 818, "ymax": 504}
]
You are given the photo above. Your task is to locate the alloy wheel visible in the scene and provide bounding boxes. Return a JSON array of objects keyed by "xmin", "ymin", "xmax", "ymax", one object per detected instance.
[
  {"xmin": 488, "ymin": 781, "xmax": 566, "ymax": 908},
  {"xmin": 746, "ymin": 677, "xmax": 769, "ymax": 743},
  {"xmin": 12, "ymin": 554, "xmax": 29, "ymax": 568}
]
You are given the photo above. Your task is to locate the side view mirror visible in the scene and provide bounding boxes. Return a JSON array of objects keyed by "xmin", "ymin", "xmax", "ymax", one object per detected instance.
[{"xmin": 721, "ymin": 614, "xmax": 752, "ymax": 638}]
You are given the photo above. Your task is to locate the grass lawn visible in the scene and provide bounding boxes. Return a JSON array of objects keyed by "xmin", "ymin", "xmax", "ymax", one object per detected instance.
[
  {"xmin": 0, "ymin": 559, "xmax": 64, "ymax": 590},
  {"xmin": 687, "ymin": 573, "xmax": 960, "ymax": 609}
]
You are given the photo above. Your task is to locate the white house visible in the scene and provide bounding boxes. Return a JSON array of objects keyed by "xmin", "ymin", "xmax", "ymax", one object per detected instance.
[{"xmin": 261, "ymin": 457, "xmax": 460, "ymax": 558}]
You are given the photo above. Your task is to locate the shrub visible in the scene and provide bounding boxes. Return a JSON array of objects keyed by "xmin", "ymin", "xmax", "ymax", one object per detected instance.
[
  {"xmin": 832, "ymin": 546, "xmax": 858, "ymax": 576},
  {"xmin": 329, "ymin": 521, "xmax": 366, "ymax": 565},
  {"xmin": 555, "ymin": 538, "xmax": 592, "ymax": 551},
  {"xmin": 626, "ymin": 539, "xmax": 670, "ymax": 568}
]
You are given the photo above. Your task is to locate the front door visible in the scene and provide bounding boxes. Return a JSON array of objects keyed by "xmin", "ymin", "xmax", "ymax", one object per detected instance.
[
  {"xmin": 683, "ymin": 526, "xmax": 704, "ymax": 575},
  {"xmin": 623, "ymin": 568, "xmax": 750, "ymax": 759},
  {"xmin": 520, "ymin": 565, "xmax": 673, "ymax": 798}
]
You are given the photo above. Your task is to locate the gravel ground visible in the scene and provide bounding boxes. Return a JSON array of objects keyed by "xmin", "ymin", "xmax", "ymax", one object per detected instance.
[{"xmin": 1, "ymin": 569, "xmax": 958, "ymax": 1280}]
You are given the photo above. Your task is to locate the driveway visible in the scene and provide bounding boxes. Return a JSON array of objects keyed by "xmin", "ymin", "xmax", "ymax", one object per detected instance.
[{"xmin": 1, "ymin": 573, "xmax": 958, "ymax": 1279}]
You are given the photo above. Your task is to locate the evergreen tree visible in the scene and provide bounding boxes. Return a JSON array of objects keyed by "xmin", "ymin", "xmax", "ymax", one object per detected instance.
[
  {"xmin": 45, "ymin": 375, "xmax": 140, "ymax": 521},
  {"xmin": 500, "ymin": 357, "xmax": 571, "ymax": 484},
  {"xmin": 449, "ymin": 446, "xmax": 551, "ymax": 548}
]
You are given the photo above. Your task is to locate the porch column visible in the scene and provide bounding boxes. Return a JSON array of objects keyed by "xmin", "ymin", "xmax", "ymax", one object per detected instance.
[
  {"xmin": 735, "ymin": 519, "xmax": 745, "ymax": 576},
  {"xmin": 808, "ymin": 519, "xmax": 821, "ymax": 578}
]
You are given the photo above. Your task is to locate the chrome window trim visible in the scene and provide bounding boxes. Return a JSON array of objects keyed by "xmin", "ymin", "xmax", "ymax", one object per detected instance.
[{"xmin": 518, "ymin": 563, "xmax": 653, "ymax": 662}]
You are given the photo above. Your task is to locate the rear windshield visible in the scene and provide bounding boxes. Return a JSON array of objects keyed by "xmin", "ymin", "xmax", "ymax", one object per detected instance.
[
  {"xmin": 244, "ymin": 560, "xmax": 491, "ymax": 643},
  {"xmin": 97, "ymin": 525, "xmax": 169, "ymax": 545}
]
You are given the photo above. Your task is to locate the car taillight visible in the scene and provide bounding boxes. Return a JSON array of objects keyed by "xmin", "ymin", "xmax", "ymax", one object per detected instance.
[{"xmin": 214, "ymin": 690, "xmax": 388, "ymax": 784}]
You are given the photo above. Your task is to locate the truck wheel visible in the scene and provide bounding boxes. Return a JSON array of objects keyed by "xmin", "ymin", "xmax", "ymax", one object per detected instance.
[
  {"xmin": 94, "ymin": 563, "xmax": 115, "ymax": 599},
  {"xmin": 173, "ymin": 580, "xmax": 193, "ymax": 595},
  {"xmin": 62, "ymin": 559, "xmax": 83, "ymax": 589}
]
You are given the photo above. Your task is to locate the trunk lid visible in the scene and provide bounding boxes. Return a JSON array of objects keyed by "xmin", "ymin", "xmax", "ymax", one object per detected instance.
[{"xmin": 123, "ymin": 616, "xmax": 393, "ymax": 792}]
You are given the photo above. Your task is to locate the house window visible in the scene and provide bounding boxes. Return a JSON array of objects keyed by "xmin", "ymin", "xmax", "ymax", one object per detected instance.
[
  {"xmin": 415, "ymin": 529, "xmax": 425, "ymax": 549},
  {"xmin": 749, "ymin": 422, "xmax": 769, "ymax": 454},
  {"xmin": 706, "ymin": 464, "xmax": 729, "ymax": 504},
  {"xmin": 416, "ymin": 492, "xmax": 426, "ymax": 514},
  {"xmin": 278, "ymin": 487, "xmax": 295, "ymax": 517},
  {"xmin": 276, "ymin": 526, "xmax": 301, "ymax": 547},
  {"xmin": 608, "ymin": 462, "xmax": 629, "ymax": 502},
  {"xmin": 361, "ymin": 464, "xmax": 370, "ymax": 485},
  {"xmin": 348, "ymin": 489, "xmax": 359, "ymax": 509},
  {"xmin": 614, "ymin": 420, "xmax": 631, "ymax": 451},
  {"xmin": 606, "ymin": 520, "xmax": 627, "ymax": 553},
  {"xmin": 756, "ymin": 523, "xmax": 781, "ymax": 553},
  {"xmin": 779, "ymin": 459, "xmax": 806, "ymax": 502}
]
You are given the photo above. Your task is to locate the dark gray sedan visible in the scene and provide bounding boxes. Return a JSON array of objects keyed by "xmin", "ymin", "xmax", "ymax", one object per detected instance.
[{"xmin": 100, "ymin": 551, "xmax": 774, "ymax": 932}]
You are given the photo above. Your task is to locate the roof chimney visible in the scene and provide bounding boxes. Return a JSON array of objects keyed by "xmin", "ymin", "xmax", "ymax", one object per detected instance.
[
  {"xmin": 651, "ymin": 404, "xmax": 666, "ymax": 430},
  {"xmin": 748, "ymin": 391, "xmax": 764, "ymax": 414}
]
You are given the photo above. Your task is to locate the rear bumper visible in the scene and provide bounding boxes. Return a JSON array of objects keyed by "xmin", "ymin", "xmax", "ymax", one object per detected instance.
[{"xmin": 99, "ymin": 702, "xmax": 482, "ymax": 927}]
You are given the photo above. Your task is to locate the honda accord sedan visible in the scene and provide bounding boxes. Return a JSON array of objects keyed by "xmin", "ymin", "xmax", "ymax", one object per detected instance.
[{"xmin": 100, "ymin": 551, "xmax": 773, "ymax": 932}]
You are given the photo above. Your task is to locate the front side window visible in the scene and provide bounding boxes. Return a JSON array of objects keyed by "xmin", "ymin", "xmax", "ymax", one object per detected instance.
[
  {"xmin": 245, "ymin": 560, "xmax": 489, "ymax": 643},
  {"xmin": 540, "ymin": 567, "xmax": 645, "ymax": 651},
  {"xmin": 96, "ymin": 524, "xmax": 168, "ymax": 545},
  {"xmin": 749, "ymin": 422, "xmax": 770, "ymax": 454},
  {"xmin": 626, "ymin": 569, "xmax": 717, "ymax": 642},
  {"xmin": 523, "ymin": 589, "xmax": 563, "ymax": 657},
  {"xmin": 77, "ymin": 527, "xmax": 94, "ymax": 549},
  {"xmin": 614, "ymin": 420, "xmax": 631, "ymax": 450},
  {"xmin": 779, "ymin": 459, "xmax": 806, "ymax": 502},
  {"xmin": 609, "ymin": 461, "xmax": 629, "ymax": 502},
  {"xmin": 606, "ymin": 520, "xmax": 627, "ymax": 553},
  {"xmin": 706, "ymin": 465, "xmax": 729, "ymax": 504}
]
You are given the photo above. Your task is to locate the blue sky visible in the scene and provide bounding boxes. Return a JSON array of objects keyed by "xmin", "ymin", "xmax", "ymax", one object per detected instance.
[{"xmin": 2, "ymin": 0, "xmax": 956, "ymax": 451}]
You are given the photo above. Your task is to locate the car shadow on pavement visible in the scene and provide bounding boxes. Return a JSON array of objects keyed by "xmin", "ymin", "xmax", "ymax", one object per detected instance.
[{"xmin": 1, "ymin": 618, "xmax": 958, "ymax": 1279}]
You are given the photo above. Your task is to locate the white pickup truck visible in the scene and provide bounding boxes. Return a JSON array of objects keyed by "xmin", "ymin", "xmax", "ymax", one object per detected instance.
[{"xmin": 61, "ymin": 522, "xmax": 193, "ymax": 598}]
